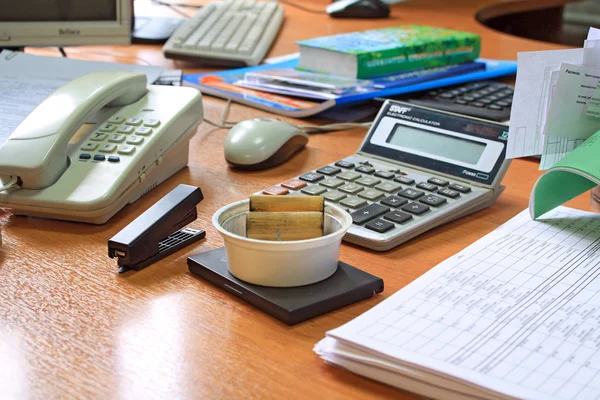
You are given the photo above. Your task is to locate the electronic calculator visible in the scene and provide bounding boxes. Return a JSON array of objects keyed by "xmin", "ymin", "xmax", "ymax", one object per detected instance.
[
  {"xmin": 259, "ymin": 101, "xmax": 511, "ymax": 251},
  {"xmin": 377, "ymin": 81, "xmax": 514, "ymax": 122}
]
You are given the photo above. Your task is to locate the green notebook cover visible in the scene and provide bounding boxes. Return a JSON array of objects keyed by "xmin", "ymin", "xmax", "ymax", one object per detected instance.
[
  {"xmin": 296, "ymin": 25, "xmax": 481, "ymax": 78},
  {"xmin": 530, "ymin": 129, "xmax": 600, "ymax": 219}
]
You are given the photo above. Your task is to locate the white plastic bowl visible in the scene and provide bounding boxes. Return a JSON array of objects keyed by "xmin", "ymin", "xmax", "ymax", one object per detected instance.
[{"xmin": 212, "ymin": 199, "xmax": 352, "ymax": 287}]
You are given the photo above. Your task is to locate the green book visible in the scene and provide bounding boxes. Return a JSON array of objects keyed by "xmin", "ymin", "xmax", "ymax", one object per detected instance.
[
  {"xmin": 530, "ymin": 129, "xmax": 600, "ymax": 219},
  {"xmin": 296, "ymin": 25, "xmax": 481, "ymax": 79}
]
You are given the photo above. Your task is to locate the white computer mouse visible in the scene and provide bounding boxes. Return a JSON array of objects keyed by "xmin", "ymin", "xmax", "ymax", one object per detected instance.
[{"xmin": 224, "ymin": 118, "xmax": 309, "ymax": 170}]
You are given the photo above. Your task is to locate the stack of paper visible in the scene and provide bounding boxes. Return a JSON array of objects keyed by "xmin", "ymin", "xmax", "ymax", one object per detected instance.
[
  {"xmin": 507, "ymin": 27, "xmax": 600, "ymax": 170},
  {"xmin": 316, "ymin": 206, "xmax": 600, "ymax": 400}
]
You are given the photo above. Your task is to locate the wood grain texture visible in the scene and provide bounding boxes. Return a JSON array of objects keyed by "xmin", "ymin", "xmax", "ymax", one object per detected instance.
[{"xmin": 3, "ymin": 1, "xmax": 590, "ymax": 399}]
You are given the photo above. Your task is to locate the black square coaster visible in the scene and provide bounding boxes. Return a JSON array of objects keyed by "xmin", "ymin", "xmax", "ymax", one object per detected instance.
[{"xmin": 187, "ymin": 248, "xmax": 384, "ymax": 325}]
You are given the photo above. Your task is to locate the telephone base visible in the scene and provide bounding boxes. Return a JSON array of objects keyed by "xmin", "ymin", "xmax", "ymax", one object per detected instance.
[{"xmin": 6, "ymin": 143, "xmax": 190, "ymax": 224}]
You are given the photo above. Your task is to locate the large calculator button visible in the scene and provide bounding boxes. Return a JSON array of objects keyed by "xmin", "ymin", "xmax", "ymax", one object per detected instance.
[
  {"xmin": 374, "ymin": 171, "xmax": 395, "ymax": 179},
  {"xmin": 263, "ymin": 186, "xmax": 289, "ymax": 195},
  {"xmin": 365, "ymin": 219, "xmax": 395, "ymax": 233},
  {"xmin": 384, "ymin": 211, "xmax": 412, "ymax": 224},
  {"xmin": 320, "ymin": 178, "xmax": 345, "ymax": 188},
  {"xmin": 356, "ymin": 176, "xmax": 381, "ymax": 187},
  {"xmin": 401, "ymin": 202, "xmax": 430, "ymax": 215},
  {"xmin": 419, "ymin": 195, "xmax": 447, "ymax": 207},
  {"xmin": 380, "ymin": 195, "xmax": 408, "ymax": 208},
  {"xmin": 355, "ymin": 166, "xmax": 375, "ymax": 174},
  {"xmin": 398, "ymin": 188, "xmax": 424, "ymax": 200},
  {"xmin": 428, "ymin": 178, "xmax": 449, "ymax": 186},
  {"xmin": 339, "ymin": 183, "xmax": 363, "ymax": 194},
  {"xmin": 340, "ymin": 196, "xmax": 367, "ymax": 209},
  {"xmin": 350, "ymin": 203, "xmax": 390, "ymax": 224},
  {"xmin": 338, "ymin": 171, "xmax": 361, "ymax": 181},
  {"xmin": 301, "ymin": 185, "xmax": 327, "ymax": 195},
  {"xmin": 358, "ymin": 188, "xmax": 384, "ymax": 201},
  {"xmin": 323, "ymin": 190, "xmax": 347, "ymax": 202},
  {"xmin": 394, "ymin": 176, "xmax": 415, "ymax": 185},
  {"xmin": 449, "ymin": 183, "xmax": 471, "ymax": 193},
  {"xmin": 281, "ymin": 179, "xmax": 306, "ymax": 190},
  {"xmin": 416, "ymin": 182, "xmax": 438, "ymax": 192},
  {"xmin": 317, "ymin": 166, "xmax": 341, "ymax": 176},
  {"xmin": 438, "ymin": 188, "xmax": 460, "ymax": 199},
  {"xmin": 335, "ymin": 160, "xmax": 355, "ymax": 169},
  {"xmin": 375, "ymin": 181, "xmax": 402, "ymax": 193},
  {"xmin": 299, "ymin": 173, "xmax": 324, "ymax": 182}
]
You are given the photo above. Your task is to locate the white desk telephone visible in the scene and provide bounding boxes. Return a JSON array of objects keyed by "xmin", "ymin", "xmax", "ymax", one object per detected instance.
[{"xmin": 0, "ymin": 71, "xmax": 203, "ymax": 224}]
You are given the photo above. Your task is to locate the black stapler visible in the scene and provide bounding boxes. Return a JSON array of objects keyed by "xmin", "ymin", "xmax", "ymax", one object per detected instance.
[{"xmin": 108, "ymin": 184, "xmax": 206, "ymax": 274}]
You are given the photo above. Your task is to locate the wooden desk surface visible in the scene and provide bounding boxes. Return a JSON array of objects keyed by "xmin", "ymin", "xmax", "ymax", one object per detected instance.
[{"xmin": 2, "ymin": 1, "xmax": 592, "ymax": 398}]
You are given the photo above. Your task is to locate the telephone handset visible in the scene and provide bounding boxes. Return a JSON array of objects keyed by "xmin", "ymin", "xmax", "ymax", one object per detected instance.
[
  {"xmin": 0, "ymin": 71, "xmax": 203, "ymax": 224},
  {"xmin": 0, "ymin": 71, "xmax": 147, "ymax": 189}
]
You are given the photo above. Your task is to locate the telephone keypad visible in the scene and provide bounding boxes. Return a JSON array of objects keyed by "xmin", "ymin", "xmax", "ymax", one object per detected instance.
[
  {"xmin": 143, "ymin": 119, "xmax": 161, "ymax": 127},
  {"xmin": 118, "ymin": 145, "xmax": 136, "ymax": 155},
  {"xmin": 79, "ymin": 115, "xmax": 161, "ymax": 163},
  {"xmin": 99, "ymin": 124, "xmax": 117, "ymax": 132},
  {"xmin": 81, "ymin": 142, "xmax": 98, "ymax": 151},
  {"xmin": 90, "ymin": 133, "xmax": 108, "ymax": 141},
  {"xmin": 99, "ymin": 144, "xmax": 117, "ymax": 153},
  {"xmin": 135, "ymin": 127, "xmax": 152, "ymax": 136},
  {"xmin": 108, "ymin": 116, "xmax": 126, "ymax": 124},
  {"xmin": 126, "ymin": 136, "xmax": 144, "ymax": 145},
  {"xmin": 108, "ymin": 134, "xmax": 126, "ymax": 143},
  {"xmin": 126, "ymin": 117, "xmax": 143, "ymax": 125},
  {"xmin": 117, "ymin": 125, "xmax": 135, "ymax": 134}
]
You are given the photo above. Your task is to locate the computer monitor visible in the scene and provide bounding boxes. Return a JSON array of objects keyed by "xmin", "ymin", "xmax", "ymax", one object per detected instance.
[{"xmin": 0, "ymin": 0, "xmax": 131, "ymax": 47}]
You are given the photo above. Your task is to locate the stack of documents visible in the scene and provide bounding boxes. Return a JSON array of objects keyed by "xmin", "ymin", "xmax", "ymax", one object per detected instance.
[
  {"xmin": 316, "ymin": 206, "xmax": 600, "ymax": 400},
  {"xmin": 507, "ymin": 27, "xmax": 600, "ymax": 170}
]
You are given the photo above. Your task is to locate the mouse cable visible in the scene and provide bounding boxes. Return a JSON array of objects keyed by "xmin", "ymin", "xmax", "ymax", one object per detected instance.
[
  {"xmin": 203, "ymin": 99, "xmax": 372, "ymax": 133},
  {"xmin": 275, "ymin": 0, "xmax": 327, "ymax": 14}
]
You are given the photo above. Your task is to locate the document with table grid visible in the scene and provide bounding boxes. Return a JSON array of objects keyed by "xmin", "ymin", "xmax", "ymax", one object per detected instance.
[{"xmin": 315, "ymin": 206, "xmax": 600, "ymax": 400}]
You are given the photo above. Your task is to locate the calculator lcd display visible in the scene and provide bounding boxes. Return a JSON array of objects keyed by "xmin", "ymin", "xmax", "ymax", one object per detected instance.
[{"xmin": 386, "ymin": 125, "xmax": 486, "ymax": 165}]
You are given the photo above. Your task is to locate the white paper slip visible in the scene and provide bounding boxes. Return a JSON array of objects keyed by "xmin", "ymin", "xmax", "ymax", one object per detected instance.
[
  {"xmin": 316, "ymin": 206, "xmax": 600, "ymax": 400},
  {"xmin": 543, "ymin": 63, "xmax": 600, "ymax": 140},
  {"xmin": 539, "ymin": 136, "xmax": 585, "ymax": 170},
  {"xmin": 588, "ymin": 27, "xmax": 600, "ymax": 41},
  {"xmin": 0, "ymin": 50, "xmax": 164, "ymax": 149},
  {"xmin": 507, "ymin": 49, "xmax": 583, "ymax": 159}
]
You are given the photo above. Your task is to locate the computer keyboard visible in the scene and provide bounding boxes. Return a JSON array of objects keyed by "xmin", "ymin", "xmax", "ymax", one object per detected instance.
[{"xmin": 163, "ymin": 0, "xmax": 284, "ymax": 67}]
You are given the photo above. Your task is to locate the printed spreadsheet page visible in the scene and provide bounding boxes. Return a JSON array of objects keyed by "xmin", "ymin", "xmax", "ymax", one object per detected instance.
[{"xmin": 324, "ymin": 206, "xmax": 600, "ymax": 400}]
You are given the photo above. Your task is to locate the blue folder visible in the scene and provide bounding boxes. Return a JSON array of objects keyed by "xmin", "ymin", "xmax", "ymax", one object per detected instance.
[{"xmin": 182, "ymin": 57, "xmax": 517, "ymax": 118}]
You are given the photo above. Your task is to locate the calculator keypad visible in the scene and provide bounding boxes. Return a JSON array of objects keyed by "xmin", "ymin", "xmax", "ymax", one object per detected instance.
[
  {"xmin": 258, "ymin": 156, "xmax": 482, "ymax": 249},
  {"xmin": 78, "ymin": 115, "xmax": 160, "ymax": 163}
]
